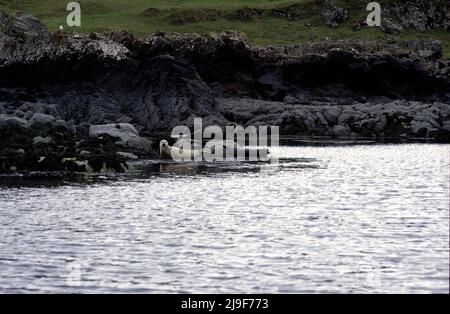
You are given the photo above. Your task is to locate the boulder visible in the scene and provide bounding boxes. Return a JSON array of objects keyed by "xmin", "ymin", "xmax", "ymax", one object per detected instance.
[
  {"xmin": 406, "ymin": 39, "xmax": 442, "ymax": 60},
  {"xmin": 257, "ymin": 73, "xmax": 288, "ymax": 100},
  {"xmin": 13, "ymin": 109, "xmax": 25, "ymax": 118},
  {"xmin": 441, "ymin": 121, "xmax": 450, "ymax": 133},
  {"xmin": 444, "ymin": 11, "xmax": 450, "ymax": 31},
  {"xmin": 385, "ymin": 0, "xmax": 449, "ymax": 32},
  {"xmin": 29, "ymin": 113, "xmax": 56, "ymax": 133},
  {"xmin": 331, "ymin": 124, "xmax": 351, "ymax": 137},
  {"xmin": 10, "ymin": 12, "xmax": 51, "ymax": 40},
  {"xmin": 0, "ymin": 114, "xmax": 28, "ymax": 130},
  {"xmin": 89, "ymin": 123, "xmax": 139, "ymax": 142},
  {"xmin": 0, "ymin": 11, "xmax": 51, "ymax": 43},
  {"xmin": 381, "ymin": 18, "xmax": 404, "ymax": 35},
  {"xmin": 322, "ymin": 5, "xmax": 348, "ymax": 28},
  {"xmin": 18, "ymin": 102, "xmax": 59, "ymax": 117},
  {"xmin": 78, "ymin": 150, "xmax": 91, "ymax": 158},
  {"xmin": 117, "ymin": 152, "xmax": 138, "ymax": 161},
  {"xmin": 124, "ymin": 137, "xmax": 154, "ymax": 154}
]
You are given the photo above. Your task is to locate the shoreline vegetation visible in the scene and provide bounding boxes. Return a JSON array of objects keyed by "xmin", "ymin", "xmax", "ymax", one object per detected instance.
[
  {"xmin": 0, "ymin": 0, "xmax": 449, "ymax": 173},
  {"xmin": 1, "ymin": 0, "xmax": 450, "ymax": 57}
]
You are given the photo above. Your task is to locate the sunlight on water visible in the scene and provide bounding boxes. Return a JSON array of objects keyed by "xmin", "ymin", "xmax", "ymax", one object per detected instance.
[{"xmin": 0, "ymin": 144, "xmax": 448, "ymax": 293}]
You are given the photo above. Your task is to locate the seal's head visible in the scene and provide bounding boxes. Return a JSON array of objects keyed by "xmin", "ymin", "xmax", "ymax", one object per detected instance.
[{"xmin": 160, "ymin": 140, "xmax": 171, "ymax": 159}]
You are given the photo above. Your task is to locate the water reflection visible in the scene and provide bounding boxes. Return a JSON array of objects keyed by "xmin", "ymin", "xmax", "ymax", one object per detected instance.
[{"xmin": 0, "ymin": 144, "xmax": 448, "ymax": 293}]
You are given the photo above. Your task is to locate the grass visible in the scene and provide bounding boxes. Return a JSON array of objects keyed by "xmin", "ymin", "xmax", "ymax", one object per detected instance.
[{"xmin": 1, "ymin": 0, "xmax": 449, "ymax": 57}]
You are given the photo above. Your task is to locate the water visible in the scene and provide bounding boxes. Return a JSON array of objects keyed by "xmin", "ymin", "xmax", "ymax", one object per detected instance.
[{"xmin": 0, "ymin": 144, "xmax": 448, "ymax": 293}]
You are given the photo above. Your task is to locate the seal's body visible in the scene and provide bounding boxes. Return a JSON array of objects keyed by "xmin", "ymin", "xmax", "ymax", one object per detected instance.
[
  {"xmin": 160, "ymin": 140, "xmax": 202, "ymax": 161},
  {"xmin": 160, "ymin": 140, "xmax": 269, "ymax": 161}
]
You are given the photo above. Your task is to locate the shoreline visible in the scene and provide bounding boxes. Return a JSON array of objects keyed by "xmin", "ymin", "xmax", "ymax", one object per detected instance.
[{"xmin": 1, "ymin": 11, "xmax": 449, "ymax": 173}]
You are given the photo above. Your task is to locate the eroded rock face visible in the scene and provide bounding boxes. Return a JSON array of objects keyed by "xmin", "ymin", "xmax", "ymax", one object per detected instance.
[{"xmin": 0, "ymin": 11, "xmax": 51, "ymax": 43}]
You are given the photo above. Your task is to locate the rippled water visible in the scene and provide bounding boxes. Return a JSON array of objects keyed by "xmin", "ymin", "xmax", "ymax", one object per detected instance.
[{"xmin": 0, "ymin": 144, "xmax": 448, "ymax": 293}]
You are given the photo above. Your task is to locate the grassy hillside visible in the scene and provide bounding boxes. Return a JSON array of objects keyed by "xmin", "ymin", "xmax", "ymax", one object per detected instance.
[{"xmin": 1, "ymin": 0, "xmax": 449, "ymax": 56}]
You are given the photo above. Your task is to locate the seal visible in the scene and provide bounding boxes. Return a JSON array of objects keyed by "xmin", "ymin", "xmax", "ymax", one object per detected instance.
[
  {"xmin": 160, "ymin": 140, "xmax": 172, "ymax": 159},
  {"xmin": 160, "ymin": 139, "xmax": 269, "ymax": 161},
  {"xmin": 160, "ymin": 140, "xmax": 202, "ymax": 160}
]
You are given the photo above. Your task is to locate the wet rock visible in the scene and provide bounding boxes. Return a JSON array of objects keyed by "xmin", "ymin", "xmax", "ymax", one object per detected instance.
[
  {"xmin": 32, "ymin": 136, "xmax": 54, "ymax": 146},
  {"xmin": 89, "ymin": 123, "xmax": 139, "ymax": 142},
  {"xmin": 331, "ymin": 124, "xmax": 351, "ymax": 137},
  {"xmin": 15, "ymin": 148, "xmax": 25, "ymax": 156},
  {"xmin": 123, "ymin": 137, "xmax": 154, "ymax": 154},
  {"xmin": 321, "ymin": 107, "xmax": 340, "ymax": 125},
  {"xmin": 117, "ymin": 152, "xmax": 138, "ymax": 161},
  {"xmin": 218, "ymin": 98, "xmax": 450, "ymax": 140},
  {"xmin": 78, "ymin": 150, "xmax": 91, "ymax": 158}
]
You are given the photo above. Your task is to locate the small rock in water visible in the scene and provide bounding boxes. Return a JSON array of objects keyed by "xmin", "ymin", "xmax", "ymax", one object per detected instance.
[
  {"xmin": 117, "ymin": 152, "xmax": 138, "ymax": 161},
  {"xmin": 32, "ymin": 136, "xmax": 53, "ymax": 146}
]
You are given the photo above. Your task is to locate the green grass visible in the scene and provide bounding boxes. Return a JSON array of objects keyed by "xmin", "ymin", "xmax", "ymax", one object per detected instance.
[{"xmin": 1, "ymin": 0, "xmax": 449, "ymax": 57}]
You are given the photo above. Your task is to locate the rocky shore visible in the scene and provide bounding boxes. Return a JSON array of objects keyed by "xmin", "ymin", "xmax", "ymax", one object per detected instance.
[{"xmin": 0, "ymin": 10, "xmax": 449, "ymax": 173}]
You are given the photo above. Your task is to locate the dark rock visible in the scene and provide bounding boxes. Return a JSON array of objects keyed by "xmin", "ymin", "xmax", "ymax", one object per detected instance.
[
  {"xmin": 0, "ymin": 114, "xmax": 28, "ymax": 130},
  {"xmin": 13, "ymin": 109, "xmax": 25, "ymax": 118},
  {"xmin": 331, "ymin": 124, "xmax": 351, "ymax": 137},
  {"xmin": 117, "ymin": 152, "xmax": 138, "ymax": 161},
  {"xmin": 89, "ymin": 123, "xmax": 139, "ymax": 142},
  {"xmin": 405, "ymin": 39, "xmax": 443, "ymax": 60},
  {"xmin": 123, "ymin": 137, "xmax": 154, "ymax": 155},
  {"xmin": 381, "ymin": 18, "xmax": 404, "ymax": 35},
  {"xmin": 18, "ymin": 102, "xmax": 59, "ymax": 117},
  {"xmin": 0, "ymin": 11, "xmax": 51, "ymax": 43},
  {"xmin": 322, "ymin": 5, "xmax": 348, "ymax": 28},
  {"xmin": 256, "ymin": 73, "xmax": 289, "ymax": 100},
  {"xmin": 32, "ymin": 136, "xmax": 54, "ymax": 146},
  {"xmin": 29, "ymin": 113, "xmax": 56, "ymax": 133},
  {"xmin": 385, "ymin": 0, "xmax": 450, "ymax": 32},
  {"xmin": 0, "ymin": 11, "xmax": 449, "ymax": 173},
  {"xmin": 271, "ymin": 3, "xmax": 307, "ymax": 20},
  {"xmin": 217, "ymin": 98, "xmax": 450, "ymax": 140},
  {"xmin": 228, "ymin": 7, "xmax": 264, "ymax": 21}
]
